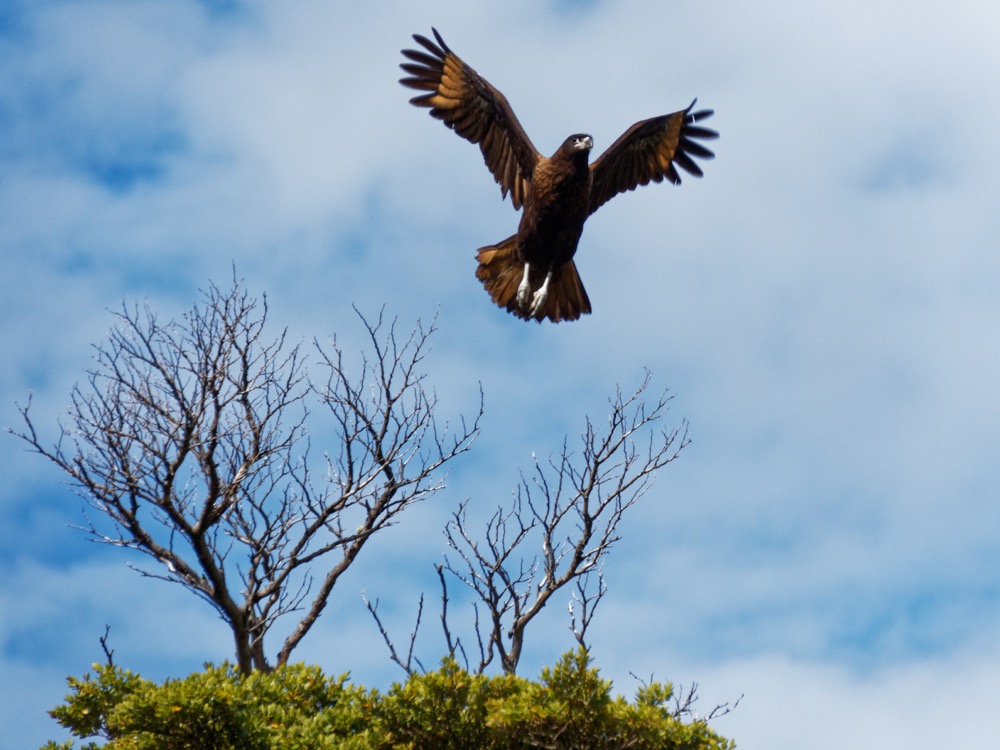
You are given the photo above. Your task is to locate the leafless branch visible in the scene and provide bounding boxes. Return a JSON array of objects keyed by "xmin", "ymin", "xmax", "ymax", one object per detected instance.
[
  {"xmin": 630, "ymin": 671, "xmax": 743, "ymax": 723},
  {"xmin": 11, "ymin": 277, "xmax": 481, "ymax": 673},
  {"xmin": 99, "ymin": 625, "xmax": 115, "ymax": 667},
  {"xmin": 568, "ymin": 562, "xmax": 607, "ymax": 649},
  {"xmin": 439, "ymin": 371, "xmax": 688, "ymax": 674},
  {"xmin": 362, "ymin": 592, "xmax": 426, "ymax": 676},
  {"xmin": 705, "ymin": 692, "xmax": 744, "ymax": 721},
  {"xmin": 436, "ymin": 563, "xmax": 469, "ymax": 671}
]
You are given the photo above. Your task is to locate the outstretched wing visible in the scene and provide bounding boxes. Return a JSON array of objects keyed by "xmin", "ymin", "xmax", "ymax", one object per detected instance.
[
  {"xmin": 400, "ymin": 29, "xmax": 539, "ymax": 210},
  {"xmin": 588, "ymin": 102, "xmax": 718, "ymax": 215}
]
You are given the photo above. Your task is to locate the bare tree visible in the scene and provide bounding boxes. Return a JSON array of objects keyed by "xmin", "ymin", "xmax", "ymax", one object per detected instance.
[
  {"xmin": 12, "ymin": 278, "xmax": 481, "ymax": 673},
  {"xmin": 368, "ymin": 372, "xmax": 688, "ymax": 676}
]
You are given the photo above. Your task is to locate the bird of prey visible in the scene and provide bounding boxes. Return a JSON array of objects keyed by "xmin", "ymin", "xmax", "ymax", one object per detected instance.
[{"xmin": 400, "ymin": 28, "xmax": 718, "ymax": 323}]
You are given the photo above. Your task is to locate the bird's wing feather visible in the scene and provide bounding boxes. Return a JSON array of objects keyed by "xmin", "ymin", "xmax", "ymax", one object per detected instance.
[
  {"xmin": 400, "ymin": 29, "xmax": 538, "ymax": 209},
  {"xmin": 588, "ymin": 102, "xmax": 718, "ymax": 215}
]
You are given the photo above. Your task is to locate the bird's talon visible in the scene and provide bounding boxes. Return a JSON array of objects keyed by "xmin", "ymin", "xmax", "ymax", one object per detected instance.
[
  {"xmin": 529, "ymin": 289, "xmax": 548, "ymax": 316},
  {"xmin": 516, "ymin": 262, "xmax": 532, "ymax": 308},
  {"xmin": 516, "ymin": 283, "xmax": 530, "ymax": 308}
]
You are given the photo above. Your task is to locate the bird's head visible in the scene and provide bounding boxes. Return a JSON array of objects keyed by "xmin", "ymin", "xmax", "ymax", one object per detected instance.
[
  {"xmin": 558, "ymin": 134, "xmax": 593, "ymax": 166},
  {"xmin": 565, "ymin": 134, "xmax": 593, "ymax": 153}
]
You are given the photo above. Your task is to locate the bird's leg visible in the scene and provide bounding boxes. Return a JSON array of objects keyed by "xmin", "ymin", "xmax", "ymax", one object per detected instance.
[
  {"xmin": 516, "ymin": 262, "xmax": 532, "ymax": 309},
  {"xmin": 529, "ymin": 270, "xmax": 553, "ymax": 316}
]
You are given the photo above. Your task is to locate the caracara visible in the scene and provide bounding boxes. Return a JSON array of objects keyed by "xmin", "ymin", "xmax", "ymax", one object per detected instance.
[{"xmin": 400, "ymin": 28, "xmax": 718, "ymax": 323}]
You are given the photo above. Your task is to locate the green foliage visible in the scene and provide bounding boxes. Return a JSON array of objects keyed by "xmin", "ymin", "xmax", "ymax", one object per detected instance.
[
  {"xmin": 487, "ymin": 650, "xmax": 734, "ymax": 750},
  {"xmin": 46, "ymin": 662, "xmax": 148, "ymax": 749},
  {"xmin": 375, "ymin": 657, "xmax": 526, "ymax": 749},
  {"xmin": 47, "ymin": 663, "xmax": 372, "ymax": 750},
  {"xmin": 44, "ymin": 651, "xmax": 734, "ymax": 750}
]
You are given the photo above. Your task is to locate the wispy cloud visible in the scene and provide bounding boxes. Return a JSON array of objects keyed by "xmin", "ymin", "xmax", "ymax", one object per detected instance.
[{"xmin": 3, "ymin": 1, "xmax": 1000, "ymax": 748}]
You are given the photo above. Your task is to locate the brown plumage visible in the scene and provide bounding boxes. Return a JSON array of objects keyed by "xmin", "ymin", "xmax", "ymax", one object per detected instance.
[{"xmin": 400, "ymin": 28, "xmax": 718, "ymax": 323}]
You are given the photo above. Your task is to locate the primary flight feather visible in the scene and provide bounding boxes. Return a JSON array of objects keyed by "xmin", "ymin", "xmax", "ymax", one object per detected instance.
[{"xmin": 400, "ymin": 28, "xmax": 718, "ymax": 323}]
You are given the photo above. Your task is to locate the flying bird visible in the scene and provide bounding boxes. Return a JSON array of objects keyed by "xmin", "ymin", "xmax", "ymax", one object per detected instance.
[{"xmin": 400, "ymin": 28, "xmax": 718, "ymax": 323}]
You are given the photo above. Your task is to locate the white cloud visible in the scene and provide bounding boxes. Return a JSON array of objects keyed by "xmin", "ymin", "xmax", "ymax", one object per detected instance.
[
  {"xmin": 3, "ymin": 0, "xmax": 1000, "ymax": 747},
  {"xmin": 679, "ymin": 646, "xmax": 1000, "ymax": 750}
]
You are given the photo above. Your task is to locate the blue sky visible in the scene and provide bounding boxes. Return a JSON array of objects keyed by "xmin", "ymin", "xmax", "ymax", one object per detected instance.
[{"xmin": 3, "ymin": 0, "xmax": 1000, "ymax": 747}]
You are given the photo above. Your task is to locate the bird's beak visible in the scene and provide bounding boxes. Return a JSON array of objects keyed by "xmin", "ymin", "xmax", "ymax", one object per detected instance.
[{"xmin": 581, "ymin": 136, "xmax": 593, "ymax": 150}]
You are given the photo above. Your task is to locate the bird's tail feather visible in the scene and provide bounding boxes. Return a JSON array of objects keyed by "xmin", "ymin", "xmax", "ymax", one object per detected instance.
[{"xmin": 475, "ymin": 236, "xmax": 591, "ymax": 323}]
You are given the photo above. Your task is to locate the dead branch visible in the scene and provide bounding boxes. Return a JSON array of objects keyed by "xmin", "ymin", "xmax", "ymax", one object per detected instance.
[
  {"xmin": 12, "ymin": 278, "xmax": 481, "ymax": 673},
  {"xmin": 439, "ymin": 371, "xmax": 688, "ymax": 674}
]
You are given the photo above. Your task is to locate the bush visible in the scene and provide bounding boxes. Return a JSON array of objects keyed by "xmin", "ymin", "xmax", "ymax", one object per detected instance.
[{"xmin": 44, "ymin": 651, "xmax": 733, "ymax": 750}]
